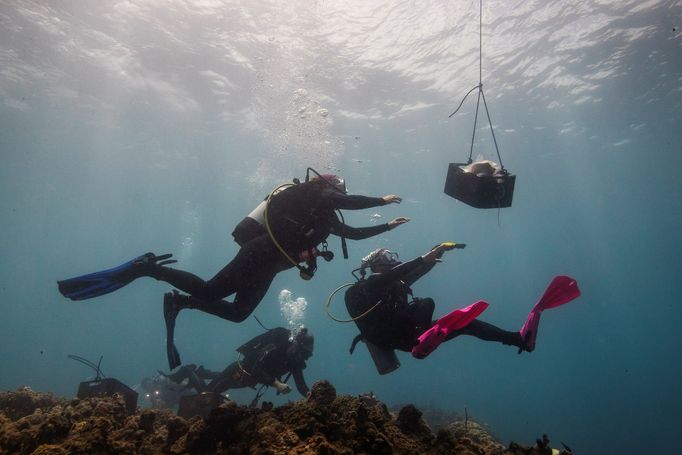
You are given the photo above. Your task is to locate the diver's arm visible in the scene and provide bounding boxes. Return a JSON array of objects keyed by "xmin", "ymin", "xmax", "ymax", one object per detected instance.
[
  {"xmin": 400, "ymin": 243, "xmax": 455, "ymax": 286},
  {"xmin": 321, "ymin": 190, "xmax": 388, "ymax": 210},
  {"xmin": 291, "ymin": 367, "xmax": 309, "ymax": 396},
  {"xmin": 366, "ymin": 257, "xmax": 428, "ymax": 289},
  {"xmin": 322, "ymin": 190, "xmax": 402, "ymax": 210},
  {"xmin": 400, "ymin": 261, "xmax": 437, "ymax": 287},
  {"xmin": 330, "ymin": 215, "xmax": 409, "ymax": 240},
  {"xmin": 330, "ymin": 220, "xmax": 391, "ymax": 240}
]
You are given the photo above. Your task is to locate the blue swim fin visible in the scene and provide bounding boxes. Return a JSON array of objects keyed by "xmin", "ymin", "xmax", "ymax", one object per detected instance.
[{"xmin": 57, "ymin": 252, "xmax": 176, "ymax": 301}]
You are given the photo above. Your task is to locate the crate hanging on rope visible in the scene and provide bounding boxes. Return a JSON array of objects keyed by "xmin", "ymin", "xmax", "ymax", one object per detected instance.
[{"xmin": 443, "ymin": 0, "xmax": 515, "ymax": 209}]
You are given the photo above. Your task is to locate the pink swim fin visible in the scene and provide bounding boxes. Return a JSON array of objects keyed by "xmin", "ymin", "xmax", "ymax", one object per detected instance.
[
  {"xmin": 412, "ymin": 300, "xmax": 489, "ymax": 359},
  {"xmin": 519, "ymin": 275, "xmax": 581, "ymax": 353}
]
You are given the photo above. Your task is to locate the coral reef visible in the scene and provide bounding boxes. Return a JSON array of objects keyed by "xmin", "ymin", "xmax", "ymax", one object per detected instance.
[{"xmin": 0, "ymin": 382, "xmax": 570, "ymax": 455}]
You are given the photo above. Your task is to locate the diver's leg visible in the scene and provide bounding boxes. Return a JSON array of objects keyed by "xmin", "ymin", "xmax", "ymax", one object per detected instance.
[
  {"xmin": 406, "ymin": 298, "xmax": 436, "ymax": 331},
  {"xmin": 445, "ymin": 319, "xmax": 524, "ymax": 348},
  {"xmin": 184, "ymin": 369, "xmax": 208, "ymax": 393},
  {"xmin": 163, "ymin": 236, "xmax": 287, "ymax": 322},
  {"xmin": 148, "ymin": 235, "xmax": 277, "ymax": 301},
  {"xmin": 206, "ymin": 363, "xmax": 244, "ymax": 394},
  {"xmin": 183, "ymin": 263, "xmax": 279, "ymax": 322},
  {"xmin": 382, "ymin": 298, "xmax": 437, "ymax": 352},
  {"xmin": 160, "ymin": 364, "xmax": 197, "ymax": 383},
  {"xmin": 146, "ymin": 266, "xmax": 221, "ymax": 299},
  {"xmin": 195, "ymin": 366, "xmax": 221, "ymax": 381},
  {"xmin": 145, "ymin": 256, "xmax": 242, "ymax": 301},
  {"xmin": 159, "ymin": 364, "xmax": 207, "ymax": 393}
]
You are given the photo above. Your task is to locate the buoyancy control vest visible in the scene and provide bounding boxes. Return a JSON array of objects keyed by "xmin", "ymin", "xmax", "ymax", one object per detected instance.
[
  {"xmin": 266, "ymin": 181, "xmax": 335, "ymax": 252},
  {"xmin": 346, "ymin": 280, "xmax": 411, "ymax": 346},
  {"xmin": 236, "ymin": 328, "xmax": 299, "ymax": 382},
  {"xmin": 345, "ymin": 282, "xmax": 404, "ymax": 376},
  {"xmin": 233, "ymin": 181, "xmax": 334, "ymax": 254}
]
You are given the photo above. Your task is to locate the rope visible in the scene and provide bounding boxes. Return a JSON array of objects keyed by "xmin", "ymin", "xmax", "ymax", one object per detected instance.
[
  {"xmin": 448, "ymin": 84, "xmax": 480, "ymax": 118},
  {"xmin": 480, "ymin": 88, "xmax": 504, "ymax": 168},
  {"xmin": 479, "ymin": 0, "xmax": 482, "ymax": 85},
  {"xmin": 469, "ymin": 89, "xmax": 482, "ymax": 163},
  {"xmin": 448, "ymin": 0, "xmax": 506, "ymax": 170}
]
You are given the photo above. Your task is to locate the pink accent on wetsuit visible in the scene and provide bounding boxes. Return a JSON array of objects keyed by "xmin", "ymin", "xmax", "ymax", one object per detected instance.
[
  {"xmin": 519, "ymin": 275, "xmax": 581, "ymax": 352},
  {"xmin": 411, "ymin": 300, "xmax": 489, "ymax": 359},
  {"xmin": 298, "ymin": 247, "xmax": 319, "ymax": 262}
]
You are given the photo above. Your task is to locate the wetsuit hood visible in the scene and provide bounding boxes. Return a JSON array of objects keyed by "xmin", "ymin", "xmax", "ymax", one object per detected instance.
[{"xmin": 360, "ymin": 248, "xmax": 401, "ymax": 274}]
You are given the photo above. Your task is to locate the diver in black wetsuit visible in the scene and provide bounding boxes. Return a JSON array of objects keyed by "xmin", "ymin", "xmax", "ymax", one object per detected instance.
[
  {"xmin": 345, "ymin": 245, "xmax": 526, "ymax": 366},
  {"xmin": 156, "ymin": 174, "xmax": 407, "ymax": 324},
  {"xmin": 161, "ymin": 327, "xmax": 314, "ymax": 398},
  {"xmin": 137, "ymin": 374, "xmax": 190, "ymax": 409}
]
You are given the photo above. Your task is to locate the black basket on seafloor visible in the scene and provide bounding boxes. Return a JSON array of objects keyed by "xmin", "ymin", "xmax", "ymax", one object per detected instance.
[
  {"xmin": 177, "ymin": 392, "xmax": 226, "ymax": 419},
  {"xmin": 444, "ymin": 162, "xmax": 515, "ymax": 208},
  {"xmin": 77, "ymin": 378, "xmax": 138, "ymax": 414}
]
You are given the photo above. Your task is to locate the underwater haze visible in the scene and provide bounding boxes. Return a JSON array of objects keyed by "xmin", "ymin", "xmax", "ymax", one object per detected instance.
[{"xmin": 1, "ymin": 0, "xmax": 681, "ymax": 453}]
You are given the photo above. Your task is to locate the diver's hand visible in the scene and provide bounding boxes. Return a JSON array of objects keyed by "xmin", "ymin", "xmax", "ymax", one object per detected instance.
[
  {"xmin": 388, "ymin": 217, "xmax": 410, "ymax": 230},
  {"xmin": 273, "ymin": 380, "xmax": 291, "ymax": 395},
  {"xmin": 382, "ymin": 195, "xmax": 402, "ymax": 204},
  {"xmin": 422, "ymin": 244, "xmax": 450, "ymax": 263}
]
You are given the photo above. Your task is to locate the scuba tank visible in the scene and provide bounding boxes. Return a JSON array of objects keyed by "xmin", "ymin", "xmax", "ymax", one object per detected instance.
[{"xmin": 232, "ymin": 186, "xmax": 288, "ymax": 247}]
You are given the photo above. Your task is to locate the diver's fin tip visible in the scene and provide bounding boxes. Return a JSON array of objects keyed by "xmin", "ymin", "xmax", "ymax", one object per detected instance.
[{"xmin": 56, "ymin": 253, "xmax": 156, "ymax": 301}]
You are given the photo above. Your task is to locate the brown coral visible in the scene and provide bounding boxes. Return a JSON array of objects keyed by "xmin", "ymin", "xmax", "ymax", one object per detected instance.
[{"xmin": 0, "ymin": 383, "xmax": 562, "ymax": 455}]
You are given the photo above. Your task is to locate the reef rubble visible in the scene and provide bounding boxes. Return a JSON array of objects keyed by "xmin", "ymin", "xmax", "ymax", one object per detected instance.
[{"xmin": 0, "ymin": 382, "xmax": 571, "ymax": 454}]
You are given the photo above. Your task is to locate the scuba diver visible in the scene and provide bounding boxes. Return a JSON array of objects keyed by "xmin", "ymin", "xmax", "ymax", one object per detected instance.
[
  {"xmin": 136, "ymin": 373, "xmax": 190, "ymax": 409},
  {"xmin": 344, "ymin": 244, "xmax": 580, "ymax": 374},
  {"xmin": 57, "ymin": 170, "xmax": 409, "ymax": 368},
  {"xmin": 159, "ymin": 327, "xmax": 314, "ymax": 399}
]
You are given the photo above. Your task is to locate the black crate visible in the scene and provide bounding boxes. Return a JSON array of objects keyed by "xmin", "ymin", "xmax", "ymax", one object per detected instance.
[
  {"xmin": 77, "ymin": 378, "xmax": 138, "ymax": 414},
  {"xmin": 444, "ymin": 162, "xmax": 515, "ymax": 208}
]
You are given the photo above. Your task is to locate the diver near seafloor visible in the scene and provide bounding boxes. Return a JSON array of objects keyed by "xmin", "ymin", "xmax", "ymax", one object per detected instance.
[
  {"xmin": 136, "ymin": 374, "xmax": 191, "ymax": 409},
  {"xmin": 341, "ymin": 243, "xmax": 581, "ymax": 373},
  {"xmin": 57, "ymin": 169, "xmax": 410, "ymax": 369},
  {"xmin": 159, "ymin": 327, "xmax": 314, "ymax": 399}
]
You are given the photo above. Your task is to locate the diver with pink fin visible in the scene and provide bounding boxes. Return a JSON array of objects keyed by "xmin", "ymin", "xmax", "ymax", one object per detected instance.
[{"xmin": 342, "ymin": 243, "xmax": 581, "ymax": 374}]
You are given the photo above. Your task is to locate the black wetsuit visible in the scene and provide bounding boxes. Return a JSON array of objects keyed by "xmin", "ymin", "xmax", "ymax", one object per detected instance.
[
  {"xmin": 145, "ymin": 181, "xmax": 391, "ymax": 321},
  {"xmin": 177, "ymin": 328, "xmax": 310, "ymax": 396},
  {"xmin": 345, "ymin": 256, "xmax": 523, "ymax": 352}
]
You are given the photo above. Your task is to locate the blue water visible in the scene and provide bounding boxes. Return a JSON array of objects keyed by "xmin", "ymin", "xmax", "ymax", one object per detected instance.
[{"xmin": 1, "ymin": 1, "xmax": 681, "ymax": 453}]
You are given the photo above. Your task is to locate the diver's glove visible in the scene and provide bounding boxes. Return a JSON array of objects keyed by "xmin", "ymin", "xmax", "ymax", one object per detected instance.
[
  {"xmin": 273, "ymin": 380, "xmax": 291, "ymax": 395},
  {"xmin": 438, "ymin": 242, "xmax": 465, "ymax": 252},
  {"xmin": 423, "ymin": 242, "xmax": 466, "ymax": 263}
]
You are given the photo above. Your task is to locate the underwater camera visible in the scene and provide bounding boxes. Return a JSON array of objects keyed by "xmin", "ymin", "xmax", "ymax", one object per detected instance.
[{"xmin": 443, "ymin": 161, "xmax": 515, "ymax": 208}]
